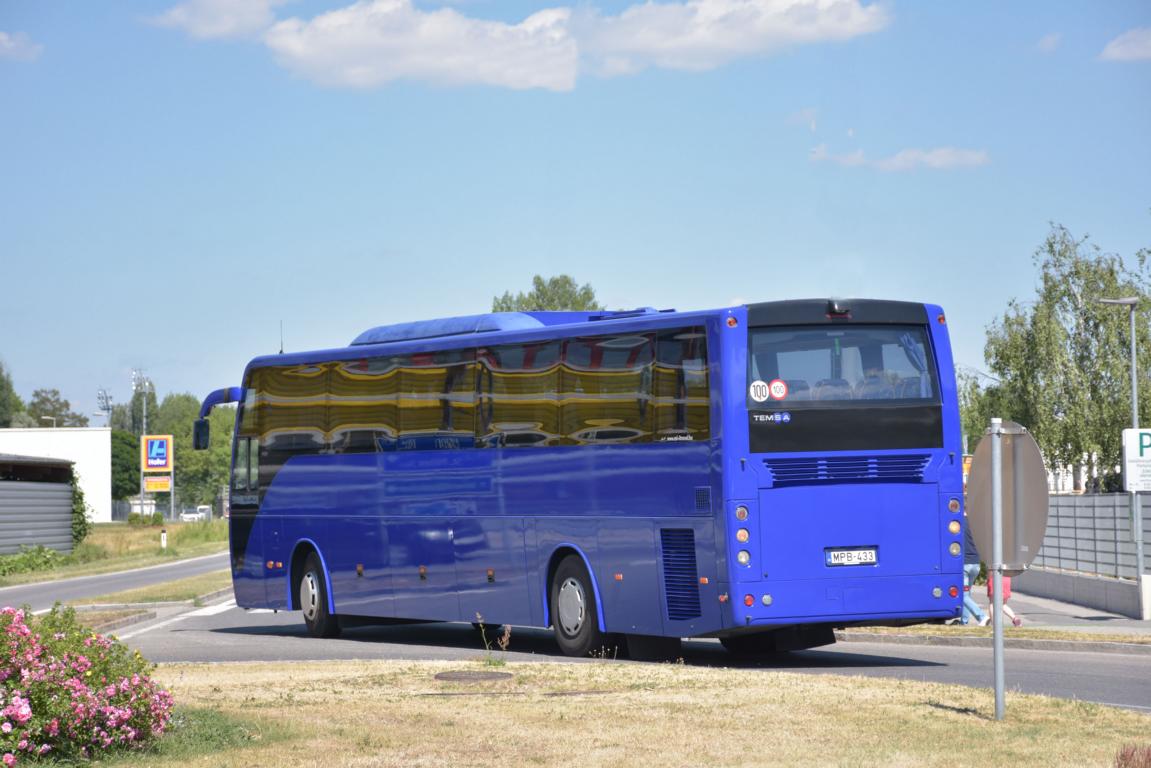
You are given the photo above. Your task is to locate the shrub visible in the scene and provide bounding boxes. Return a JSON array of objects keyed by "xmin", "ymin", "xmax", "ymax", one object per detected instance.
[
  {"xmin": 0, "ymin": 547, "xmax": 64, "ymax": 577},
  {"xmin": 70, "ymin": 474, "xmax": 91, "ymax": 546},
  {"xmin": 0, "ymin": 605, "xmax": 173, "ymax": 763}
]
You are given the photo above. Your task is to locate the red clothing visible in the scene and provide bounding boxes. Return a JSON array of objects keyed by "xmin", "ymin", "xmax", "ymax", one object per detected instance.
[{"xmin": 986, "ymin": 574, "xmax": 1012, "ymax": 601}]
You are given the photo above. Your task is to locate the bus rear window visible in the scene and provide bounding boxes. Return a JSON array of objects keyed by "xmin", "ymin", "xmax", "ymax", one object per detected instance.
[{"xmin": 748, "ymin": 325, "xmax": 938, "ymax": 405}]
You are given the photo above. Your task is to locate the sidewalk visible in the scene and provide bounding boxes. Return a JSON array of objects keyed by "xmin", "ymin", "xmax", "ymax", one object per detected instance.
[
  {"xmin": 837, "ymin": 588, "xmax": 1151, "ymax": 654},
  {"xmin": 999, "ymin": 589, "xmax": 1151, "ymax": 636}
]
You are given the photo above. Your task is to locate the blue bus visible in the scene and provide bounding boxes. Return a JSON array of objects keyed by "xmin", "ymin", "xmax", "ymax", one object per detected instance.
[{"xmin": 194, "ymin": 298, "xmax": 965, "ymax": 657}]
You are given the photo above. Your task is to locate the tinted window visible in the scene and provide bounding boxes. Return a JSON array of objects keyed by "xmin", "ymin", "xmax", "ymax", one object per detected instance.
[
  {"xmin": 748, "ymin": 325, "xmax": 937, "ymax": 405},
  {"xmin": 398, "ymin": 349, "xmax": 475, "ymax": 450},
  {"xmin": 654, "ymin": 328, "xmax": 710, "ymax": 441},
  {"xmin": 561, "ymin": 334, "xmax": 654, "ymax": 444},
  {"xmin": 478, "ymin": 342, "xmax": 561, "ymax": 447},
  {"xmin": 330, "ymin": 356, "xmax": 401, "ymax": 453}
]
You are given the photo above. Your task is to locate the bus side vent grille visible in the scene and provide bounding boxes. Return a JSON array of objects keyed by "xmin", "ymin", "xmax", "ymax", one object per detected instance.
[
  {"xmin": 694, "ymin": 487, "xmax": 712, "ymax": 513},
  {"xmin": 660, "ymin": 528, "xmax": 701, "ymax": 621},
  {"xmin": 763, "ymin": 454, "xmax": 931, "ymax": 488}
]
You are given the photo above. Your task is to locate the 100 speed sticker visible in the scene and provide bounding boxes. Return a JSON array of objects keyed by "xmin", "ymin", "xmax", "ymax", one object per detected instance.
[{"xmin": 749, "ymin": 379, "xmax": 789, "ymax": 402}]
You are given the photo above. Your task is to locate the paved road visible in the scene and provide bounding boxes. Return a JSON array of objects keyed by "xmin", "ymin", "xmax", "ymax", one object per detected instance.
[
  {"xmin": 123, "ymin": 600, "xmax": 1151, "ymax": 713},
  {"xmin": 0, "ymin": 552, "xmax": 230, "ymax": 612}
]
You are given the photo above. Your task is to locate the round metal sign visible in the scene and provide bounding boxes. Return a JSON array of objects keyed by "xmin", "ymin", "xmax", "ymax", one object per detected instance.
[{"xmin": 965, "ymin": 421, "xmax": 1050, "ymax": 576}]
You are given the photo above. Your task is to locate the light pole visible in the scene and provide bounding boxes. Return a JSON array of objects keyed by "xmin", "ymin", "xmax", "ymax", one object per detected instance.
[
  {"xmin": 131, "ymin": 370, "xmax": 153, "ymax": 516},
  {"xmin": 1098, "ymin": 296, "xmax": 1146, "ymax": 586},
  {"xmin": 40, "ymin": 416, "xmax": 57, "ymax": 428}
]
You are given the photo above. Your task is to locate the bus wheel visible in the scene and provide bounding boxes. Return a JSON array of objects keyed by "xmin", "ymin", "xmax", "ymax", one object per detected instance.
[
  {"xmin": 550, "ymin": 555, "xmax": 607, "ymax": 657},
  {"xmin": 300, "ymin": 553, "xmax": 340, "ymax": 639}
]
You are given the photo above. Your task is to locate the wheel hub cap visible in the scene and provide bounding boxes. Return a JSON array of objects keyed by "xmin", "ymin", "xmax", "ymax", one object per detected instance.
[
  {"xmin": 301, "ymin": 571, "xmax": 319, "ymax": 621},
  {"xmin": 557, "ymin": 577, "xmax": 585, "ymax": 636}
]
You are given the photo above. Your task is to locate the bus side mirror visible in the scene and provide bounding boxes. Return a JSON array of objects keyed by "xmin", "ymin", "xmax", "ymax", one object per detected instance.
[{"xmin": 193, "ymin": 419, "xmax": 210, "ymax": 450}]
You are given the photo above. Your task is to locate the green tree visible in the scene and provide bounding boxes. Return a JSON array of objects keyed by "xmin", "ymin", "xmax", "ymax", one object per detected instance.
[
  {"xmin": 980, "ymin": 223, "xmax": 1151, "ymax": 483},
  {"xmin": 0, "ymin": 361, "xmax": 25, "ymax": 428},
  {"xmin": 151, "ymin": 392, "xmax": 234, "ymax": 506},
  {"xmin": 110, "ymin": 429, "xmax": 139, "ymax": 500},
  {"xmin": 492, "ymin": 275, "xmax": 604, "ymax": 312},
  {"xmin": 27, "ymin": 388, "xmax": 89, "ymax": 427}
]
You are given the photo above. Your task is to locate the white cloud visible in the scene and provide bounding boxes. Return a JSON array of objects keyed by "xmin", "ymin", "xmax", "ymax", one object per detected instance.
[
  {"xmin": 811, "ymin": 144, "xmax": 989, "ymax": 172},
  {"xmin": 160, "ymin": 0, "xmax": 890, "ymax": 90},
  {"xmin": 0, "ymin": 31, "xmax": 42, "ymax": 62},
  {"xmin": 1100, "ymin": 27, "xmax": 1151, "ymax": 61},
  {"xmin": 264, "ymin": 0, "xmax": 579, "ymax": 91},
  {"xmin": 580, "ymin": 0, "xmax": 889, "ymax": 76},
  {"xmin": 1036, "ymin": 33, "xmax": 1060, "ymax": 54},
  {"xmin": 153, "ymin": 0, "xmax": 283, "ymax": 40}
]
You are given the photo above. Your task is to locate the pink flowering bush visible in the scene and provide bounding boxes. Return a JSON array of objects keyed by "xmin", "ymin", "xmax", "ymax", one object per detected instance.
[{"xmin": 0, "ymin": 605, "xmax": 173, "ymax": 764}]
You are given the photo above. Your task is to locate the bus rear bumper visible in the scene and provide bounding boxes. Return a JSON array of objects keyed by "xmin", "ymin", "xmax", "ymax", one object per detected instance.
[{"xmin": 727, "ymin": 573, "xmax": 963, "ymax": 627}]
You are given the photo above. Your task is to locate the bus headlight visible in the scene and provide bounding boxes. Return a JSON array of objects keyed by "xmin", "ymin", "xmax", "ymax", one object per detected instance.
[
  {"xmin": 736, "ymin": 529, "xmax": 750, "ymax": 543},
  {"xmin": 948, "ymin": 542, "xmax": 962, "ymax": 557},
  {"xmin": 737, "ymin": 550, "xmax": 751, "ymax": 566}
]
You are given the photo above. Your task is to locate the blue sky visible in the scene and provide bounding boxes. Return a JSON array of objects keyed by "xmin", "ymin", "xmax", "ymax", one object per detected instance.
[{"xmin": 1, "ymin": 0, "xmax": 1149, "ymax": 419}]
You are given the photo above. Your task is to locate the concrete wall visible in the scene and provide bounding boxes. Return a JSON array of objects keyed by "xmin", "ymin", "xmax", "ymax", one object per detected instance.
[
  {"xmin": 1014, "ymin": 567, "xmax": 1148, "ymax": 619},
  {"xmin": 0, "ymin": 429, "xmax": 112, "ymax": 523},
  {"xmin": 0, "ymin": 481, "xmax": 73, "ymax": 555}
]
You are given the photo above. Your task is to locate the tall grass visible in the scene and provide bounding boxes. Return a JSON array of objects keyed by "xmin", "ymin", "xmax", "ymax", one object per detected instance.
[{"xmin": 0, "ymin": 520, "xmax": 229, "ymax": 582}]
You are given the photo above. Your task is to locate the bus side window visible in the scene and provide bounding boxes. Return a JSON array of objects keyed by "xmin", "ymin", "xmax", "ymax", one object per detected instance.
[
  {"xmin": 562, "ymin": 334, "xmax": 654, "ymax": 444},
  {"xmin": 398, "ymin": 350, "xmax": 475, "ymax": 450},
  {"xmin": 478, "ymin": 342, "xmax": 561, "ymax": 447},
  {"xmin": 330, "ymin": 356, "xmax": 400, "ymax": 453},
  {"xmin": 655, "ymin": 327, "xmax": 709, "ymax": 441}
]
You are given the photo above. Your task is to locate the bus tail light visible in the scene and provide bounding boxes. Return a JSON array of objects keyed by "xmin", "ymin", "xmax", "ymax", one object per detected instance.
[
  {"xmin": 948, "ymin": 542, "xmax": 961, "ymax": 557},
  {"xmin": 948, "ymin": 498, "xmax": 960, "ymax": 513},
  {"xmin": 948, "ymin": 520, "xmax": 961, "ymax": 535},
  {"xmin": 736, "ymin": 528, "xmax": 750, "ymax": 543},
  {"xmin": 948, "ymin": 586, "xmax": 959, "ymax": 598},
  {"xmin": 737, "ymin": 550, "xmax": 751, "ymax": 566},
  {"xmin": 735, "ymin": 505, "xmax": 749, "ymax": 521},
  {"xmin": 744, "ymin": 594, "xmax": 754, "ymax": 607}
]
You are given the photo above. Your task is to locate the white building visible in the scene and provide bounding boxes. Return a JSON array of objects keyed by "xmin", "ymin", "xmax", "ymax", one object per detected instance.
[{"xmin": 0, "ymin": 428, "xmax": 112, "ymax": 523}]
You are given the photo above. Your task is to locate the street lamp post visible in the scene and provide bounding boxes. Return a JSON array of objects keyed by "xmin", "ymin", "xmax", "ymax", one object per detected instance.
[
  {"xmin": 132, "ymin": 370, "xmax": 153, "ymax": 517},
  {"xmin": 1098, "ymin": 297, "xmax": 1147, "ymax": 588}
]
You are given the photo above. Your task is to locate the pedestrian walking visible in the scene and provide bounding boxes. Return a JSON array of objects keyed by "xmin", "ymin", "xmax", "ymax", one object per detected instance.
[
  {"xmin": 962, "ymin": 523, "xmax": 989, "ymax": 626},
  {"xmin": 986, "ymin": 572, "xmax": 1022, "ymax": 627}
]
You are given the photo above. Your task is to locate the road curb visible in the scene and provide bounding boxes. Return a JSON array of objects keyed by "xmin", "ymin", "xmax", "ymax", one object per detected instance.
[
  {"xmin": 72, "ymin": 587, "xmax": 235, "ymax": 634},
  {"xmin": 88, "ymin": 610, "xmax": 157, "ymax": 634},
  {"xmin": 834, "ymin": 630, "xmax": 1151, "ymax": 656}
]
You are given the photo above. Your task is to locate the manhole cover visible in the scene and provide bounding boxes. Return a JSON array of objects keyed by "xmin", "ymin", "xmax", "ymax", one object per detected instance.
[{"xmin": 434, "ymin": 670, "xmax": 514, "ymax": 683}]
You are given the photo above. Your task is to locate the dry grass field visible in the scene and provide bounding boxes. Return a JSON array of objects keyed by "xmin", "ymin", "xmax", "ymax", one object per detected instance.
[
  {"xmin": 71, "ymin": 569, "xmax": 233, "ymax": 605},
  {"xmin": 99, "ymin": 658, "xmax": 1151, "ymax": 768}
]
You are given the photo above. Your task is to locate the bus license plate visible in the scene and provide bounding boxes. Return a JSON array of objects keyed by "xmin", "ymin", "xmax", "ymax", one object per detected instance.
[{"xmin": 825, "ymin": 547, "xmax": 878, "ymax": 566}]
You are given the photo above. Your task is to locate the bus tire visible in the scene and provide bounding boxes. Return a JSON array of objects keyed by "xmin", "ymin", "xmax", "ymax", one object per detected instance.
[
  {"xmin": 550, "ymin": 555, "xmax": 607, "ymax": 657},
  {"xmin": 300, "ymin": 552, "xmax": 340, "ymax": 639}
]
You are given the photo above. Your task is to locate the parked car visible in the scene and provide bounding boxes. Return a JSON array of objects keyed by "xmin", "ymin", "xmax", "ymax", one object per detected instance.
[{"xmin": 179, "ymin": 505, "xmax": 212, "ymax": 522}]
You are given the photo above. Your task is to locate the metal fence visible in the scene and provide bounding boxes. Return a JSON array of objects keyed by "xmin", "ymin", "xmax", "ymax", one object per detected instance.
[
  {"xmin": 0, "ymin": 481, "xmax": 73, "ymax": 555},
  {"xmin": 1032, "ymin": 493, "xmax": 1151, "ymax": 579}
]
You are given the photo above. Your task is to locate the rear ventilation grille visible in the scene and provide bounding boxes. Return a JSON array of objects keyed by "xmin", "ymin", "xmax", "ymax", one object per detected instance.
[
  {"xmin": 763, "ymin": 454, "xmax": 930, "ymax": 488},
  {"xmin": 660, "ymin": 528, "xmax": 702, "ymax": 621},
  {"xmin": 693, "ymin": 487, "xmax": 712, "ymax": 513}
]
